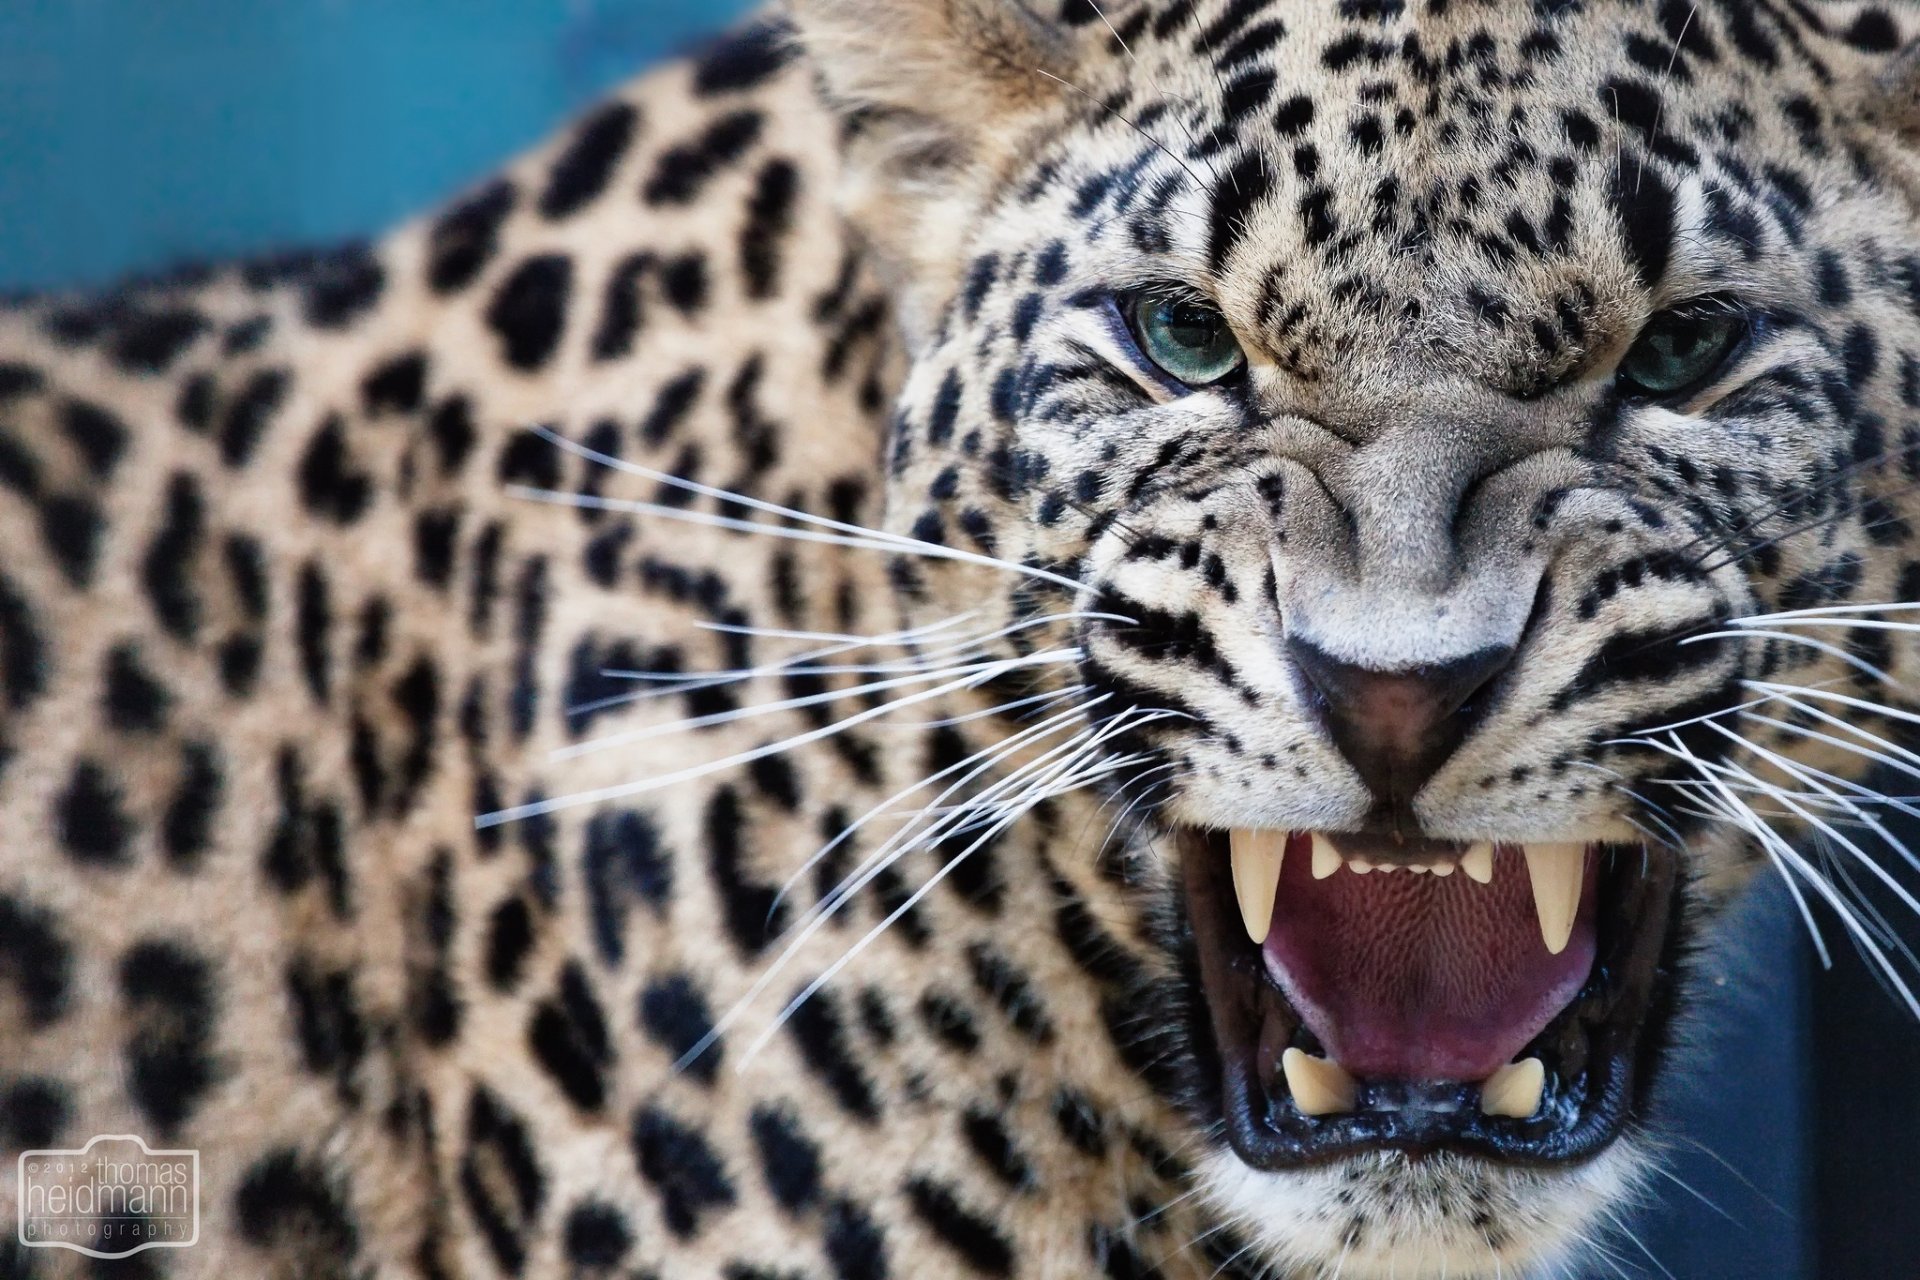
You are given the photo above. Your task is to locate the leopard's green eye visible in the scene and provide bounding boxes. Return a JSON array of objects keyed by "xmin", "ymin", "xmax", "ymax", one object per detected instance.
[
  {"xmin": 1129, "ymin": 295, "xmax": 1246, "ymax": 387},
  {"xmin": 1616, "ymin": 305, "xmax": 1747, "ymax": 398}
]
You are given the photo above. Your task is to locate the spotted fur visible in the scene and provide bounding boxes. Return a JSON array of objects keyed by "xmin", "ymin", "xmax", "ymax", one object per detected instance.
[{"xmin": 4, "ymin": 3, "xmax": 1920, "ymax": 1277}]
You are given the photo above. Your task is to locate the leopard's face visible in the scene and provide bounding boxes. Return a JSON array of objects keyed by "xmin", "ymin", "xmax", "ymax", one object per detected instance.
[{"xmin": 801, "ymin": 0, "xmax": 1920, "ymax": 1275}]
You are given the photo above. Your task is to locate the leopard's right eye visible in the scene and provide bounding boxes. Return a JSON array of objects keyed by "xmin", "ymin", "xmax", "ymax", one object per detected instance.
[{"xmin": 1126, "ymin": 294, "xmax": 1246, "ymax": 388}]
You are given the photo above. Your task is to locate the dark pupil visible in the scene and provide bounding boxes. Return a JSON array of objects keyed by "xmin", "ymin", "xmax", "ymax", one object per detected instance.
[
  {"xmin": 1649, "ymin": 320, "xmax": 1712, "ymax": 366},
  {"xmin": 1160, "ymin": 302, "xmax": 1222, "ymax": 349}
]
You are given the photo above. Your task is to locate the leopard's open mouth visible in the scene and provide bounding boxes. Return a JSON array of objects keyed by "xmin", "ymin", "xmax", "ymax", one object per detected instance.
[{"xmin": 1182, "ymin": 830, "xmax": 1683, "ymax": 1166}]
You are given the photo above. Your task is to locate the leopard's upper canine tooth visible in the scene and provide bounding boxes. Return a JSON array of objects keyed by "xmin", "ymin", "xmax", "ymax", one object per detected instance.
[
  {"xmin": 1311, "ymin": 833, "xmax": 1342, "ymax": 880},
  {"xmin": 1282, "ymin": 1048, "xmax": 1359, "ymax": 1116},
  {"xmin": 1522, "ymin": 842, "xmax": 1585, "ymax": 955},
  {"xmin": 1460, "ymin": 841, "xmax": 1495, "ymax": 884},
  {"xmin": 1480, "ymin": 1057, "xmax": 1546, "ymax": 1118},
  {"xmin": 1229, "ymin": 828, "xmax": 1286, "ymax": 945}
]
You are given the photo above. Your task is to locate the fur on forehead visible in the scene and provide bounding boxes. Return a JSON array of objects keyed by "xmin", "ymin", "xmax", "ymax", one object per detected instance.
[{"xmin": 795, "ymin": 0, "xmax": 1920, "ymax": 364}]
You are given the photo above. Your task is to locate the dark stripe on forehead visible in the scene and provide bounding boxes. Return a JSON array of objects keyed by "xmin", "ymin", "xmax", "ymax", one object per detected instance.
[
  {"xmin": 1608, "ymin": 160, "xmax": 1675, "ymax": 290},
  {"xmin": 1207, "ymin": 152, "xmax": 1275, "ymax": 273}
]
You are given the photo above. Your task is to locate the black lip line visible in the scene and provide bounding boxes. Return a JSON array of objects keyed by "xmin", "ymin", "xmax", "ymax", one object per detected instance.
[{"xmin": 1180, "ymin": 830, "xmax": 1683, "ymax": 1170}]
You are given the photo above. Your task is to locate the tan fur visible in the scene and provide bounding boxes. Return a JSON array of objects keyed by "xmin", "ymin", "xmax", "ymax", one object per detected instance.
[{"xmin": 4, "ymin": 3, "xmax": 1920, "ymax": 1278}]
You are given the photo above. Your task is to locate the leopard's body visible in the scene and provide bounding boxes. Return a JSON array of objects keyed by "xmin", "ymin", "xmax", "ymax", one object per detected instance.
[{"xmin": 4, "ymin": 3, "xmax": 1920, "ymax": 1277}]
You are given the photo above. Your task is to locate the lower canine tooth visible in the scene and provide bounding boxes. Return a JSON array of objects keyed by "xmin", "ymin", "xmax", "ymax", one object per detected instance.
[
  {"xmin": 1481, "ymin": 1057, "xmax": 1546, "ymax": 1118},
  {"xmin": 1282, "ymin": 1048, "xmax": 1358, "ymax": 1116},
  {"xmin": 1460, "ymin": 842, "xmax": 1494, "ymax": 884},
  {"xmin": 1229, "ymin": 829, "xmax": 1286, "ymax": 944},
  {"xmin": 1521, "ymin": 842, "xmax": 1585, "ymax": 955},
  {"xmin": 1311, "ymin": 833, "xmax": 1342, "ymax": 880}
]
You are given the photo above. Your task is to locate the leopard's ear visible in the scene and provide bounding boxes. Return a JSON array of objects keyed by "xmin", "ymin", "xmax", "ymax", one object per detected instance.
[
  {"xmin": 1869, "ymin": 39, "xmax": 1920, "ymax": 142},
  {"xmin": 793, "ymin": 0, "xmax": 1073, "ymax": 130},
  {"xmin": 787, "ymin": 0, "xmax": 1080, "ymax": 342},
  {"xmin": 1843, "ymin": 35, "xmax": 1920, "ymax": 206}
]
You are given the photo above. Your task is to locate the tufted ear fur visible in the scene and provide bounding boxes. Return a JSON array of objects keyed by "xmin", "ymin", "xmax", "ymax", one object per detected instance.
[
  {"xmin": 1849, "ymin": 35, "xmax": 1920, "ymax": 202},
  {"xmin": 788, "ymin": 0, "xmax": 1079, "ymax": 343},
  {"xmin": 1868, "ymin": 40, "xmax": 1920, "ymax": 138}
]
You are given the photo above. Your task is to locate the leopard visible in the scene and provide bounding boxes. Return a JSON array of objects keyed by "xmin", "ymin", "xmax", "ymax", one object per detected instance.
[{"xmin": 5, "ymin": 1, "xmax": 1920, "ymax": 1277}]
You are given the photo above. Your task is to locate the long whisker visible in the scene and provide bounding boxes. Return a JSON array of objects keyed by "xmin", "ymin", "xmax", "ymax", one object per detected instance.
[
  {"xmin": 527, "ymin": 424, "xmax": 1104, "ymax": 597},
  {"xmin": 693, "ymin": 709, "xmax": 1166, "ymax": 1071},
  {"xmin": 478, "ymin": 649, "xmax": 1082, "ymax": 827},
  {"xmin": 1658, "ymin": 734, "xmax": 1918, "ymax": 1011},
  {"xmin": 774, "ymin": 697, "xmax": 1102, "ymax": 920},
  {"xmin": 1731, "ymin": 600, "xmax": 1920, "ymax": 623},
  {"xmin": 1702, "ymin": 722, "xmax": 1920, "ymax": 927},
  {"xmin": 738, "ymin": 716, "xmax": 1169, "ymax": 1064},
  {"xmin": 882, "ymin": 683, "xmax": 1088, "ymax": 730},
  {"xmin": 1679, "ymin": 627, "xmax": 1895, "ymax": 685},
  {"xmin": 570, "ymin": 613, "xmax": 980, "ymax": 720},
  {"xmin": 1741, "ymin": 684, "xmax": 1920, "ymax": 779},
  {"xmin": 684, "ymin": 707, "xmax": 1131, "ymax": 1067},
  {"xmin": 1744, "ymin": 680, "xmax": 1920, "ymax": 730},
  {"xmin": 554, "ymin": 656, "xmax": 1078, "ymax": 763},
  {"xmin": 1737, "ymin": 712, "xmax": 1920, "ymax": 837},
  {"xmin": 1643, "ymin": 734, "xmax": 1829, "ymax": 967},
  {"xmin": 508, "ymin": 483, "xmax": 1092, "ymax": 596},
  {"xmin": 1032, "ymin": 67, "xmax": 1209, "ymax": 193},
  {"xmin": 1082, "ymin": 0, "xmax": 1222, "ymax": 185},
  {"xmin": 574, "ymin": 607, "xmax": 1119, "ymax": 725},
  {"xmin": 1691, "ymin": 467, "xmax": 1920, "ymax": 575}
]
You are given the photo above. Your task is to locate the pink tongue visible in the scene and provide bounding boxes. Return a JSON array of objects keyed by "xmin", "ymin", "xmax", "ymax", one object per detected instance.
[{"xmin": 1263, "ymin": 838, "xmax": 1597, "ymax": 1082}]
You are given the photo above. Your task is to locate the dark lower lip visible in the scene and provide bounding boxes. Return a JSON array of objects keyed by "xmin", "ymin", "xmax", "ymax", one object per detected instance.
[{"xmin": 1179, "ymin": 829, "xmax": 1683, "ymax": 1169}]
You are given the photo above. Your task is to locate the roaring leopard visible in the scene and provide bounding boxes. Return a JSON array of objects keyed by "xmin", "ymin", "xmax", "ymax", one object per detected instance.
[{"xmin": 5, "ymin": 1, "xmax": 1920, "ymax": 1276}]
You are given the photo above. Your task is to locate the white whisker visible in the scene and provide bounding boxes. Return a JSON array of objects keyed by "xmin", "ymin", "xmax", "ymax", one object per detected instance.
[
  {"xmin": 1644, "ymin": 734, "xmax": 1830, "ymax": 967},
  {"xmin": 725, "ymin": 710, "xmax": 1171, "ymax": 1067},
  {"xmin": 553, "ymin": 653, "xmax": 1072, "ymax": 763},
  {"xmin": 1702, "ymin": 722, "xmax": 1920, "ymax": 932},
  {"xmin": 773, "ymin": 698, "xmax": 1101, "ymax": 920},
  {"xmin": 1732, "ymin": 600, "xmax": 1920, "ymax": 623},
  {"xmin": 681, "ymin": 707, "xmax": 1137, "ymax": 1068},
  {"xmin": 478, "ymin": 649, "xmax": 1081, "ymax": 827},
  {"xmin": 529, "ymin": 425, "xmax": 1095, "ymax": 595},
  {"xmin": 694, "ymin": 612, "xmax": 975, "ymax": 645},
  {"xmin": 881, "ymin": 684, "xmax": 1088, "ymax": 729},
  {"xmin": 1659, "ymin": 734, "xmax": 1917, "ymax": 1012},
  {"xmin": 1680, "ymin": 628, "xmax": 1895, "ymax": 685},
  {"xmin": 1744, "ymin": 678, "xmax": 1920, "ymax": 732}
]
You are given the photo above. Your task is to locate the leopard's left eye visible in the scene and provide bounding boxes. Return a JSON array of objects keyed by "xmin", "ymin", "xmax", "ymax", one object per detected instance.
[
  {"xmin": 1616, "ymin": 304, "xmax": 1749, "ymax": 399},
  {"xmin": 1127, "ymin": 294, "xmax": 1246, "ymax": 387}
]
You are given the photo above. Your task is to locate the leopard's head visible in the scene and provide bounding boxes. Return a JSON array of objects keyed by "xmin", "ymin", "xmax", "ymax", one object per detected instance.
[{"xmin": 793, "ymin": 1, "xmax": 1920, "ymax": 1273}]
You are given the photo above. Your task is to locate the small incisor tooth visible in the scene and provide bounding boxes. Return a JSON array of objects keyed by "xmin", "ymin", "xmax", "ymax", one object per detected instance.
[
  {"xmin": 1521, "ymin": 842, "xmax": 1585, "ymax": 955},
  {"xmin": 1282, "ymin": 1048, "xmax": 1359, "ymax": 1116},
  {"xmin": 1460, "ymin": 842, "xmax": 1494, "ymax": 884},
  {"xmin": 1480, "ymin": 1057, "xmax": 1546, "ymax": 1118},
  {"xmin": 1229, "ymin": 829, "xmax": 1286, "ymax": 944},
  {"xmin": 1311, "ymin": 833, "xmax": 1342, "ymax": 880}
]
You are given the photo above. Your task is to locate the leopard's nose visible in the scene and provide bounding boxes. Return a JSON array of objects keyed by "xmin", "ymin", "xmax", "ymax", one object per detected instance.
[{"xmin": 1287, "ymin": 637, "xmax": 1515, "ymax": 811}]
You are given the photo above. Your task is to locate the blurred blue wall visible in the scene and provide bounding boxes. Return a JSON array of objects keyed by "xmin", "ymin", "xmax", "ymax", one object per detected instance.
[
  {"xmin": 0, "ymin": 5, "xmax": 1818, "ymax": 1277},
  {"xmin": 0, "ymin": 0, "xmax": 752, "ymax": 290}
]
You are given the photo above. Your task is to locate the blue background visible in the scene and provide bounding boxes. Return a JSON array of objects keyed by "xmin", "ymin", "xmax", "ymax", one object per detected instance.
[
  {"xmin": 0, "ymin": 4, "xmax": 1836, "ymax": 1277},
  {"xmin": 0, "ymin": 0, "xmax": 748, "ymax": 289}
]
